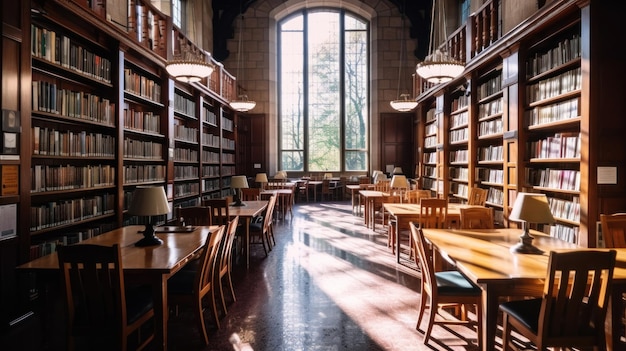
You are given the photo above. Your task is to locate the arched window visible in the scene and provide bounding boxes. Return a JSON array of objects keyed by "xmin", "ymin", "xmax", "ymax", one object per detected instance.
[{"xmin": 278, "ymin": 9, "xmax": 369, "ymax": 173}]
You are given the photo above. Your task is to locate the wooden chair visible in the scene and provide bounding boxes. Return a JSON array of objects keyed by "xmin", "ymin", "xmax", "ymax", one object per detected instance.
[
  {"xmin": 499, "ymin": 250, "xmax": 617, "ymax": 351},
  {"xmin": 201, "ymin": 198, "xmax": 230, "ymax": 225},
  {"xmin": 297, "ymin": 179, "xmax": 309, "ymax": 202},
  {"xmin": 410, "ymin": 198, "xmax": 448, "ymax": 260},
  {"xmin": 468, "ymin": 186, "xmax": 488, "ymax": 206},
  {"xmin": 600, "ymin": 213, "xmax": 626, "ymax": 248},
  {"xmin": 321, "ymin": 179, "xmax": 333, "ymax": 201},
  {"xmin": 176, "ymin": 206, "xmax": 212, "ymax": 226},
  {"xmin": 57, "ymin": 244, "xmax": 155, "ymax": 351},
  {"xmin": 168, "ymin": 225, "xmax": 225, "ymax": 344},
  {"xmin": 249, "ymin": 195, "xmax": 277, "ymax": 255},
  {"xmin": 374, "ymin": 179, "xmax": 390, "ymax": 192},
  {"xmin": 405, "ymin": 189, "xmax": 431, "ymax": 204},
  {"xmin": 216, "ymin": 216, "xmax": 239, "ymax": 314},
  {"xmin": 409, "ymin": 223, "xmax": 482, "ymax": 348},
  {"xmin": 459, "ymin": 207, "xmax": 494, "ymax": 229},
  {"xmin": 241, "ymin": 188, "xmax": 261, "ymax": 201}
]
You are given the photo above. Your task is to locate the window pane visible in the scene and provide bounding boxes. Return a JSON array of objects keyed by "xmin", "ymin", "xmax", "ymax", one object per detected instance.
[
  {"xmin": 280, "ymin": 24, "xmax": 304, "ymax": 171},
  {"xmin": 282, "ymin": 151, "xmax": 304, "ymax": 171},
  {"xmin": 344, "ymin": 22, "xmax": 368, "ymax": 151},
  {"xmin": 345, "ymin": 151, "xmax": 368, "ymax": 171}
]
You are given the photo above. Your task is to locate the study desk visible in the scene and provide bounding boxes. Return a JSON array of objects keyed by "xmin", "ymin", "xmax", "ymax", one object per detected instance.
[
  {"xmin": 421, "ymin": 228, "xmax": 626, "ymax": 351},
  {"xmin": 17, "ymin": 225, "xmax": 218, "ymax": 351},
  {"xmin": 383, "ymin": 203, "xmax": 482, "ymax": 263},
  {"xmin": 346, "ymin": 184, "xmax": 374, "ymax": 215},
  {"xmin": 261, "ymin": 188, "xmax": 293, "ymax": 220},
  {"xmin": 229, "ymin": 200, "xmax": 268, "ymax": 268},
  {"xmin": 358, "ymin": 190, "xmax": 388, "ymax": 229}
]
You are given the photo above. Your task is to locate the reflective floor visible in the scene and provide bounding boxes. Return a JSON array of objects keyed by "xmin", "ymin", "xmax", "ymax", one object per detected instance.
[{"xmin": 167, "ymin": 201, "xmax": 482, "ymax": 351}]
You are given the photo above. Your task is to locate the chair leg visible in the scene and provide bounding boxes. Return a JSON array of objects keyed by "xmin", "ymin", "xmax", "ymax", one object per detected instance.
[
  {"xmin": 501, "ymin": 313, "xmax": 512, "ymax": 351},
  {"xmin": 416, "ymin": 290, "xmax": 428, "ymax": 331},
  {"xmin": 226, "ymin": 270, "xmax": 236, "ymax": 302},
  {"xmin": 210, "ymin": 289, "xmax": 221, "ymax": 330},
  {"xmin": 423, "ymin": 300, "xmax": 437, "ymax": 344},
  {"xmin": 196, "ymin": 297, "xmax": 210, "ymax": 345},
  {"xmin": 218, "ymin": 276, "xmax": 228, "ymax": 315}
]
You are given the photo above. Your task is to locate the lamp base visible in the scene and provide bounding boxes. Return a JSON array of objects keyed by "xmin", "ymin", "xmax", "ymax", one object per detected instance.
[
  {"xmin": 135, "ymin": 224, "xmax": 163, "ymax": 247},
  {"xmin": 230, "ymin": 201, "xmax": 246, "ymax": 207},
  {"xmin": 510, "ymin": 232, "xmax": 543, "ymax": 255}
]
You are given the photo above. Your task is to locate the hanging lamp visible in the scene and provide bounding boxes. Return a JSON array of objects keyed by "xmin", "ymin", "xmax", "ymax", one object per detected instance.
[
  {"xmin": 415, "ymin": 0, "xmax": 465, "ymax": 84},
  {"xmin": 390, "ymin": 2, "xmax": 418, "ymax": 112},
  {"xmin": 229, "ymin": 6, "xmax": 256, "ymax": 112},
  {"xmin": 165, "ymin": 3, "xmax": 214, "ymax": 83}
]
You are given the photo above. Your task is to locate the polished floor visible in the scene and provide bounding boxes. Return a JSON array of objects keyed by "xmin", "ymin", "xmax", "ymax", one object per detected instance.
[{"xmin": 167, "ymin": 201, "xmax": 484, "ymax": 351}]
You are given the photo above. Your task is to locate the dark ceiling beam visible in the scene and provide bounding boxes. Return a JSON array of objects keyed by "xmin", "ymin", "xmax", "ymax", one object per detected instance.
[{"xmin": 212, "ymin": 0, "xmax": 431, "ymax": 62}]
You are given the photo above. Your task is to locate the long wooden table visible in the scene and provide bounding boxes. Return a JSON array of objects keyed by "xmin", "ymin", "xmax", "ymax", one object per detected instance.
[
  {"xmin": 17, "ymin": 225, "xmax": 219, "ymax": 351},
  {"xmin": 229, "ymin": 200, "xmax": 268, "ymax": 268},
  {"xmin": 383, "ymin": 202, "xmax": 480, "ymax": 263},
  {"xmin": 421, "ymin": 228, "xmax": 626, "ymax": 351}
]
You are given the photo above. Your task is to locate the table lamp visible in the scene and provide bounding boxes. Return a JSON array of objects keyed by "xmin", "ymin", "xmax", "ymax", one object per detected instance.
[
  {"xmin": 274, "ymin": 171, "xmax": 286, "ymax": 180},
  {"xmin": 374, "ymin": 172, "xmax": 387, "ymax": 184},
  {"xmin": 508, "ymin": 193, "xmax": 555, "ymax": 254},
  {"xmin": 390, "ymin": 174, "xmax": 409, "ymax": 198},
  {"xmin": 128, "ymin": 186, "xmax": 170, "ymax": 247},
  {"xmin": 255, "ymin": 172, "xmax": 268, "ymax": 189},
  {"xmin": 324, "ymin": 173, "xmax": 333, "ymax": 180},
  {"xmin": 231, "ymin": 175, "xmax": 249, "ymax": 207},
  {"xmin": 392, "ymin": 167, "xmax": 404, "ymax": 175}
]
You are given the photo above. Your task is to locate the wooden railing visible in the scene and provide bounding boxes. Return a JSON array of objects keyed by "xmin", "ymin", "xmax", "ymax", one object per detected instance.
[{"xmin": 468, "ymin": 0, "xmax": 501, "ymax": 59}]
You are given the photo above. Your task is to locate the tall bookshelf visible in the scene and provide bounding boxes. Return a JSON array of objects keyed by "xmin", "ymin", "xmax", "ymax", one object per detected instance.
[
  {"xmin": 447, "ymin": 89, "xmax": 470, "ymax": 201},
  {"xmin": 172, "ymin": 86, "xmax": 201, "ymax": 207},
  {"xmin": 420, "ymin": 101, "xmax": 438, "ymax": 193}
]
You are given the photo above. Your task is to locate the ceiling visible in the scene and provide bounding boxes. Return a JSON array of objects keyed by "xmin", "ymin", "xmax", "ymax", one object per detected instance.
[{"xmin": 211, "ymin": 0, "xmax": 431, "ymax": 61}]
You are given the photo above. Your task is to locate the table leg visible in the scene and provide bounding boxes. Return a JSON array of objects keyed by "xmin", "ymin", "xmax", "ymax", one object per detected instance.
[
  {"xmin": 152, "ymin": 276, "xmax": 168, "ymax": 350},
  {"xmin": 245, "ymin": 217, "xmax": 251, "ymax": 269},
  {"xmin": 396, "ymin": 215, "xmax": 401, "ymax": 264}
]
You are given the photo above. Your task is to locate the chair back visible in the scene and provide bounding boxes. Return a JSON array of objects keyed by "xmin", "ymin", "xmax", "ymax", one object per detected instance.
[
  {"xmin": 405, "ymin": 189, "xmax": 431, "ymax": 204},
  {"xmin": 600, "ymin": 213, "xmax": 626, "ymax": 247},
  {"xmin": 176, "ymin": 206, "xmax": 212, "ymax": 226},
  {"xmin": 263, "ymin": 195, "xmax": 278, "ymax": 233},
  {"xmin": 201, "ymin": 198, "xmax": 230, "ymax": 225},
  {"xmin": 419, "ymin": 198, "xmax": 448, "ymax": 228},
  {"xmin": 459, "ymin": 207, "xmax": 494, "ymax": 229},
  {"xmin": 374, "ymin": 179, "xmax": 390, "ymax": 192},
  {"xmin": 241, "ymin": 188, "xmax": 261, "ymax": 201},
  {"xmin": 468, "ymin": 187, "xmax": 488, "ymax": 206},
  {"xmin": 196, "ymin": 225, "xmax": 225, "ymax": 294},
  {"xmin": 57, "ymin": 244, "xmax": 155, "ymax": 350},
  {"xmin": 409, "ymin": 223, "xmax": 436, "ymax": 297},
  {"xmin": 218, "ymin": 216, "xmax": 239, "ymax": 279},
  {"xmin": 539, "ymin": 250, "xmax": 616, "ymax": 342}
]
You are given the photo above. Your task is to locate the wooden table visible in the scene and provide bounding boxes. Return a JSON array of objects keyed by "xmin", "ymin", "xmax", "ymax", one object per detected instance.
[
  {"xmin": 346, "ymin": 184, "xmax": 373, "ymax": 215},
  {"xmin": 383, "ymin": 202, "xmax": 482, "ymax": 263},
  {"xmin": 229, "ymin": 200, "xmax": 268, "ymax": 268},
  {"xmin": 17, "ymin": 225, "xmax": 218, "ymax": 351},
  {"xmin": 421, "ymin": 228, "xmax": 626, "ymax": 351},
  {"xmin": 261, "ymin": 189, "xmax": 293, "ymax": 220},
  {"xmin": 358, "ymin": 190, "xmax": 389, "ymax": 229}
]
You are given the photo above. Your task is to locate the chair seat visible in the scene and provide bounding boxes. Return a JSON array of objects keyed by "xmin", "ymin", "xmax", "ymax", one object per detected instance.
[
  {"xmin": 435, "ymin": 271, "xmax": 482, "ymax": 295},
  {"xmin": 125, "ymin": 285, "xmax": 155, "ymax": 324},
  {"xmin": 167, "ymin": 270, "xmax": 197, "ymax": 295},
  {"xmin": 499, "ymin": 298, "xmax": 542, "ymax": 333}
]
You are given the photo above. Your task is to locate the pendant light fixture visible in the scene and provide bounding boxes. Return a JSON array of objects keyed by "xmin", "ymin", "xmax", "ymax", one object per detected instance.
[
  {"xmin": 229, "ymin": 5, "xmax": 256, "ymax": 112},
  {"xmin": 165, "ymin": 2, "xmax": 214, "ymax": 83},
  {"xmin": 390, "ymin": 2, "xmax": 418, "ymax": 112},
  {"xmin": 415, "ymin": 0, "xmax": 465, "ymax": 84}
]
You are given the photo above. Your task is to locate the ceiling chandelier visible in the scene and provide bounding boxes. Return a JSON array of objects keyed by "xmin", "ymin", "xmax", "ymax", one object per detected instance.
[
  {"xmin": 165, "ymin": 6, "xmax": 214, "ymax": 83},
  {"xmin": 229, "ymin": 6, "xmax": 256, "ymax": 112},
  {"xmin": 390, "ymin": 3, "xmax": 417, "ymax": 112},
  {"xmin": 415, "ymin": 0, "xmax": 465, "ymax": 84}
]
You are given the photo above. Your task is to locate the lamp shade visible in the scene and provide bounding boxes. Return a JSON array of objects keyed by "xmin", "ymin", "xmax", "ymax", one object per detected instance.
[
  {"xmin": 274, "ymin": 171, "xmax": 286, "ymax": 179},
  {"xmin": 390, "ymin": 94, "xmax": 418, "ymax": 112},
  {"xmin": 324, "ymin": 173, "xmax": 333, "ymax": 180},
  {"xmin": 392, "ymin": 167, "xmax": 404, "ymax": 175},
  {"xmin": 509, "ymin": 193, "xmax": 555, "ymax": 224},
  {"xmin": 390, "ymin": 175, "xmax": 409, "ymax": 189},
  {"xmin": 374, "ymin": 172, "xmax": 387, "ymax": 183},
  {"xmin": 231, "ymin": 175, "xmax": 249, "ymax": 189},
  {"xmin": 128, "ymin": 186, "xmax": 170, "ymax": 216},
  {"xmin": 165, "ymin": 60, "xmax": 214, "ymax": 83},
  {"xmin": 255, "ymin": 173, "xmax": 268, "ymax": 183}
]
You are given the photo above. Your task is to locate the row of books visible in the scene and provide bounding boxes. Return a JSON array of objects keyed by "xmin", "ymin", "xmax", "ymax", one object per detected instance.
[
  {"xmin": 123, "ymin": 137, "xmax": 164, "ymax": 159},
  {"xmin": 32, "ymin": 127, "xmax": 115, "ymax": 157},
  {"xmin": 526, "ymin": 167, "xmax": 580, "ymax": 191},
  {"xmin": 221, "ymin": 116, "xmax": 235, "ymax": 132},
  {"xmin": 423, "ymin": 165, "xmax": 437, "ymax": 178},
  {"xmin": 173, "ymin": 124, "xmax": 199, "ymax": 143},
  {"xmin": 451, "ymin": 183, "xmax": 468, "ymax": 198},
  {"xmin": 30, "ymin": 193, "xmax": 115, "ymax": 231},
  {"xmin": 477, "ymin": 73, "xmax": 502, "ymax": 100},
  {"xmin": 451, "ymin": 95, "xmax": 469, "ymax": 112},
  {"xmin": 202, "ymin": 133, "xmax": 221, "ymax": 148},
  {"xmin": 527, "ymin": 67, "xmax": 581, "ymax": 103},
  {"xmin": 222, "ymin": 166, "xmax": 236, "ymax": 176},
  {"xmin": 173, "ymin": 147, "xmax": 198, "ymax": 162},
  {"xmin": 202, "ymin": 179, "xmax": 221, "ymax": 192},
  {"xmin": 478, "ymin": 118, "xmax": 503, "ymax": 137},
  {"xmin": 123, "ymin": 164, "xmax": 165, "ymax": 184},
  {"xmin": 528, "ymin": 132, "xmax": 580, "ymax": 159},
  {"xmin": 123, "ymin": 67, "xmax": 162, "ymax": 103},
  {"xmin": 550, "ymin": 224, "xmax": 579, "ymax": 244},
  {"xmin": 32, "ymin": 81, "xmax": 116, "ymax": 125},
  {"xmin": 174, "ymin": 182, "xmax": 200, "ymax": 197},
  {"xmin": 478, "ymin": 145, "xmax": 503, "ymax": 162},
  {"xmin": 486, "ymin": 187, "xmax": 504, "ymax": 206},
  {"xmin": 203, "ymin": 105, "xmax": 218, "ymax": 125},
  {"xmin": 449, "ymin": 167, "xmax": 468, "ymax": 181},
  {"xmin": 527, "ymin": 34, "xmax": 581, "ymax": 78},
  {"xmin": 527, "ymin": 97, "xmax": 579, "ymax": 127},
  {"xmin": 478, "ymin": 97, "xmax": 503, "ymax": 119},
  {"xmin": 424, "ymin": 135, "xmax": 437, "ymax": 148},
  {"xmin": 123, "ymin": 108, "xmax": 161, "ymax": 133},
  {"xmin": 425, "ymin": 108, "xmax": 437, "ymax": 123},
  {"xmin": 222, "ymin": 138, "xmax": 236, "ymax": 150},
  {"xmin": 423, "ymin": 152, "xmax": 437, "ymax": 164},
  {"xmin": 31, "ymin": 24, "xmax": 112, "ymax": 83},
  {"xmin": 174, "ymin": 92, "xmax": 197, "ymax": 117},
  {"xmin": 450, "ymin": 128, "xmax": 468, "ymax": 143},
  {"xmin": 450, "ymin": 110, "xmax": 468, "ymax": 128},
  {"xmin": 222, "ymin": 153, "xmax": 236, "ymax": 164},
  {"xmin": 202, "ymin": 150, "xmax": 220, "ymax": 163},
  {"xmin": 548, "ymin": 196, "xmax": 580, "ymax": 222},
  {"xmin": 425, "ymin": 122, "xmax": 438, "ymax": 136},
  {"xmin": 202, "ymin": 165, "xmax": 221, "ymax": 178},
  {"xmin": 174, "ymin": 165, "xmax": 199, "ymax": 180},
  {"xmin": 29, "ymin": 223, "xmax": 115, "ymax": 260},
  {"xmin": 31, "ymin": 164, "xmax": 115, "ymax": 193},
  {"xmin": 449, "ymin": 150, "xmax": 468, "ymax": 163},
  {"xmin": 477, "ymin": 168, "xmax": 504, "ymax": 184}
]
